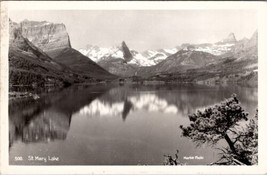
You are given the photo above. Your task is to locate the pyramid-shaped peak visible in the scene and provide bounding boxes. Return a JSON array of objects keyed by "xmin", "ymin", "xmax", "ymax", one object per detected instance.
[
  {"xmin": 121, "ymin": 41, "xmax": 128, "ymax": 47},
  {"xmin": 216, "ymin": 32, "xmax": 237, "ymax": 44},
  {"xmin": 120, "ymin": 41, "xmax": 133, "ymax": 61},
  {"xmin": 120, "ymin": 41, "xmax": 129, "ymax": 49},
  {"xmin": 246, "ymin": 30, "xmax": 258, "ymax": 48},
  {"xmin": 222, "ymin": 33, "xmax": 237, "ymax": 43},
  {"xmin": 228, "ymin": 32, "xmax": 235, "ymax": 37}
]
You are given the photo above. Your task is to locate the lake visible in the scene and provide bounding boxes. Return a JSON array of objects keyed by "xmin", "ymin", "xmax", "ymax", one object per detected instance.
[{"xmin": 9, "ymin": 84, "xmax": 258, "ymax": 165}]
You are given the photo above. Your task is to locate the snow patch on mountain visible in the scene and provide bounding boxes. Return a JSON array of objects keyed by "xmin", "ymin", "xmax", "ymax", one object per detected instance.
[
  {"xmin": 128, "ymin": 53, "xmax": 155, "ymax": 66},
  {"xmin": 193, "ymin": 43, "xmax": 235, "ymax": 56},
  {"xmin": 163, "ymin": 48, "xmax": 179, "ymax": 55},
  {"xmin": 79, "ymin": 45, "xmax": 124, "ymax": 62}
]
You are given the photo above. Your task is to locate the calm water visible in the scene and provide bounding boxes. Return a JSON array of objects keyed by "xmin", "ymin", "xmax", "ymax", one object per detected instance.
[{"xmin": 9, "ymin": 84, "xmax": 258, "ymax": 165}]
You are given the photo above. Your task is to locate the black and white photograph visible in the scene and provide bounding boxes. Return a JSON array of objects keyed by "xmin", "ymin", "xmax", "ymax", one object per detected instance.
[{"xmin": 1, "ymin": 1, "xmax": 267, "ymax": 174}]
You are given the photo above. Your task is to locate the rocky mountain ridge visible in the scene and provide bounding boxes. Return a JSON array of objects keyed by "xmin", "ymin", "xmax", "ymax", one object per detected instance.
[
  {"xmin": 9, "ymin": 20, "xmax": 81, "ymax": 86},
  {"xmin": 79, "ymin": 32, "xmax": 256, "ymax": 68},
  {"xmin": 9, "ymin": 19, "xmax": 116, "ymax": 87},
  {"xmin": 79, "ymin": 32, "xmax": 257, "ymax": 78}
]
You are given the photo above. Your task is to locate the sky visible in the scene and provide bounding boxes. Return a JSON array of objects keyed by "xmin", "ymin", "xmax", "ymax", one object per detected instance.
[{"xmin": 9, "ymin": 10, "xmax": 257, "ymax": 51}]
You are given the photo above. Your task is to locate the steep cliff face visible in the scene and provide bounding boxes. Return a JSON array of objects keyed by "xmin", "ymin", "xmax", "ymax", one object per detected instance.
[
  {"xmin": 9, "ymin": 20, "xmax": 57, "ymax": 63},
  {"xmin": 10, "ymin": 19, "xmax": 116, "ymax": 80},
  {"xmin": 8, "ymin": 20, "xmax": 101, "ymax": 87},
  {"xmin": 9, "ymin": 20, "xmax": 76, "ymax": 86},
  {"xmin": 19, "ymin": 20, "xmax": 71, "ymax": 58}
]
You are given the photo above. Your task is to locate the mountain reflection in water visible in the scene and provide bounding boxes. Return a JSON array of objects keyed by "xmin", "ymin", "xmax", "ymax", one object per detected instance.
[
  {"xmin": 78, "ymin": 85, "xmax": 257, "ymax": 121},
  {"xmin": 9, "ymin": 85, "xmax": 112, "ymax": 148},
  {"xmin": 9, "ymin": 84, "xmax": 257, "ymax": 165}
]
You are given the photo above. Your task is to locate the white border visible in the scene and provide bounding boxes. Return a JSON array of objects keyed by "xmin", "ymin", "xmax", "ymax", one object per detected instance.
[{"xmin": 1, "ymin": 1, "xmax": 267, "ymax": 174}]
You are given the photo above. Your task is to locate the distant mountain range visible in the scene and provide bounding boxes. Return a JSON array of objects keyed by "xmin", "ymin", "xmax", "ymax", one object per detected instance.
[
  {"xmin": 79, "ymin": 43, "xmax": 179, "ymax": 67},
  {"xmin": 78, "ymin": 42, "xmax": 181, "ymax": 76},
  {"xmin": 79, "ymin": 32, "xmax": 256, "ymax": 65},
  {"xmin": 78, "ymin": 31, "xmax": 258, "ymax": 85},
  {"xmin": 9, "ymin": 19, "xmax": 258, "ymax": 87}
]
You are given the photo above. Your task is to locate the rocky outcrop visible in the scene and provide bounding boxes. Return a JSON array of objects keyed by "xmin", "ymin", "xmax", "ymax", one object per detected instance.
[
  {"xmin": 121, "ymin": 41, "xmax": 133, "ymax": 62},
  {"xmin": 19, "ymin": 19, "xmax": 71, "ymax": 58}
]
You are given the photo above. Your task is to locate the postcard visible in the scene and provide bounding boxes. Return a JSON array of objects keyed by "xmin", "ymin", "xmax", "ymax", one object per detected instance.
[{"xmin": 1, "ymin": 1, "xmax": 267, "ymax": 174}]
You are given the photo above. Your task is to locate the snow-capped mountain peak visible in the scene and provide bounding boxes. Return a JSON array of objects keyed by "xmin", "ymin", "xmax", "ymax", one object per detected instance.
[
  {"xmin": 78, "ymin": 42, "xmax": 129, "ymax": 62},
  {"xmin": 79, "ymin": 42, "xmax": 179, "ymax": 67},
  {"xmin": 178, "ymin": 33, "xmax": 239, "ymax": 56}
]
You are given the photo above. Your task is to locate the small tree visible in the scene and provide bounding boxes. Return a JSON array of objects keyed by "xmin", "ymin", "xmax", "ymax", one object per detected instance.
[
  {"xmin": 180, "ymin": 94, "xmax": 258, "ymax": 165},
  {"xmin": 212, "ymin": 113, "xmax": 258, "ymax": 165}
]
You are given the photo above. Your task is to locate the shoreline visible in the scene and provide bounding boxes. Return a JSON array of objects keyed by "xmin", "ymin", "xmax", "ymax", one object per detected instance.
[{"xmin": 8, "ymin": 80, "xmax": 258, "ymax": 101}]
